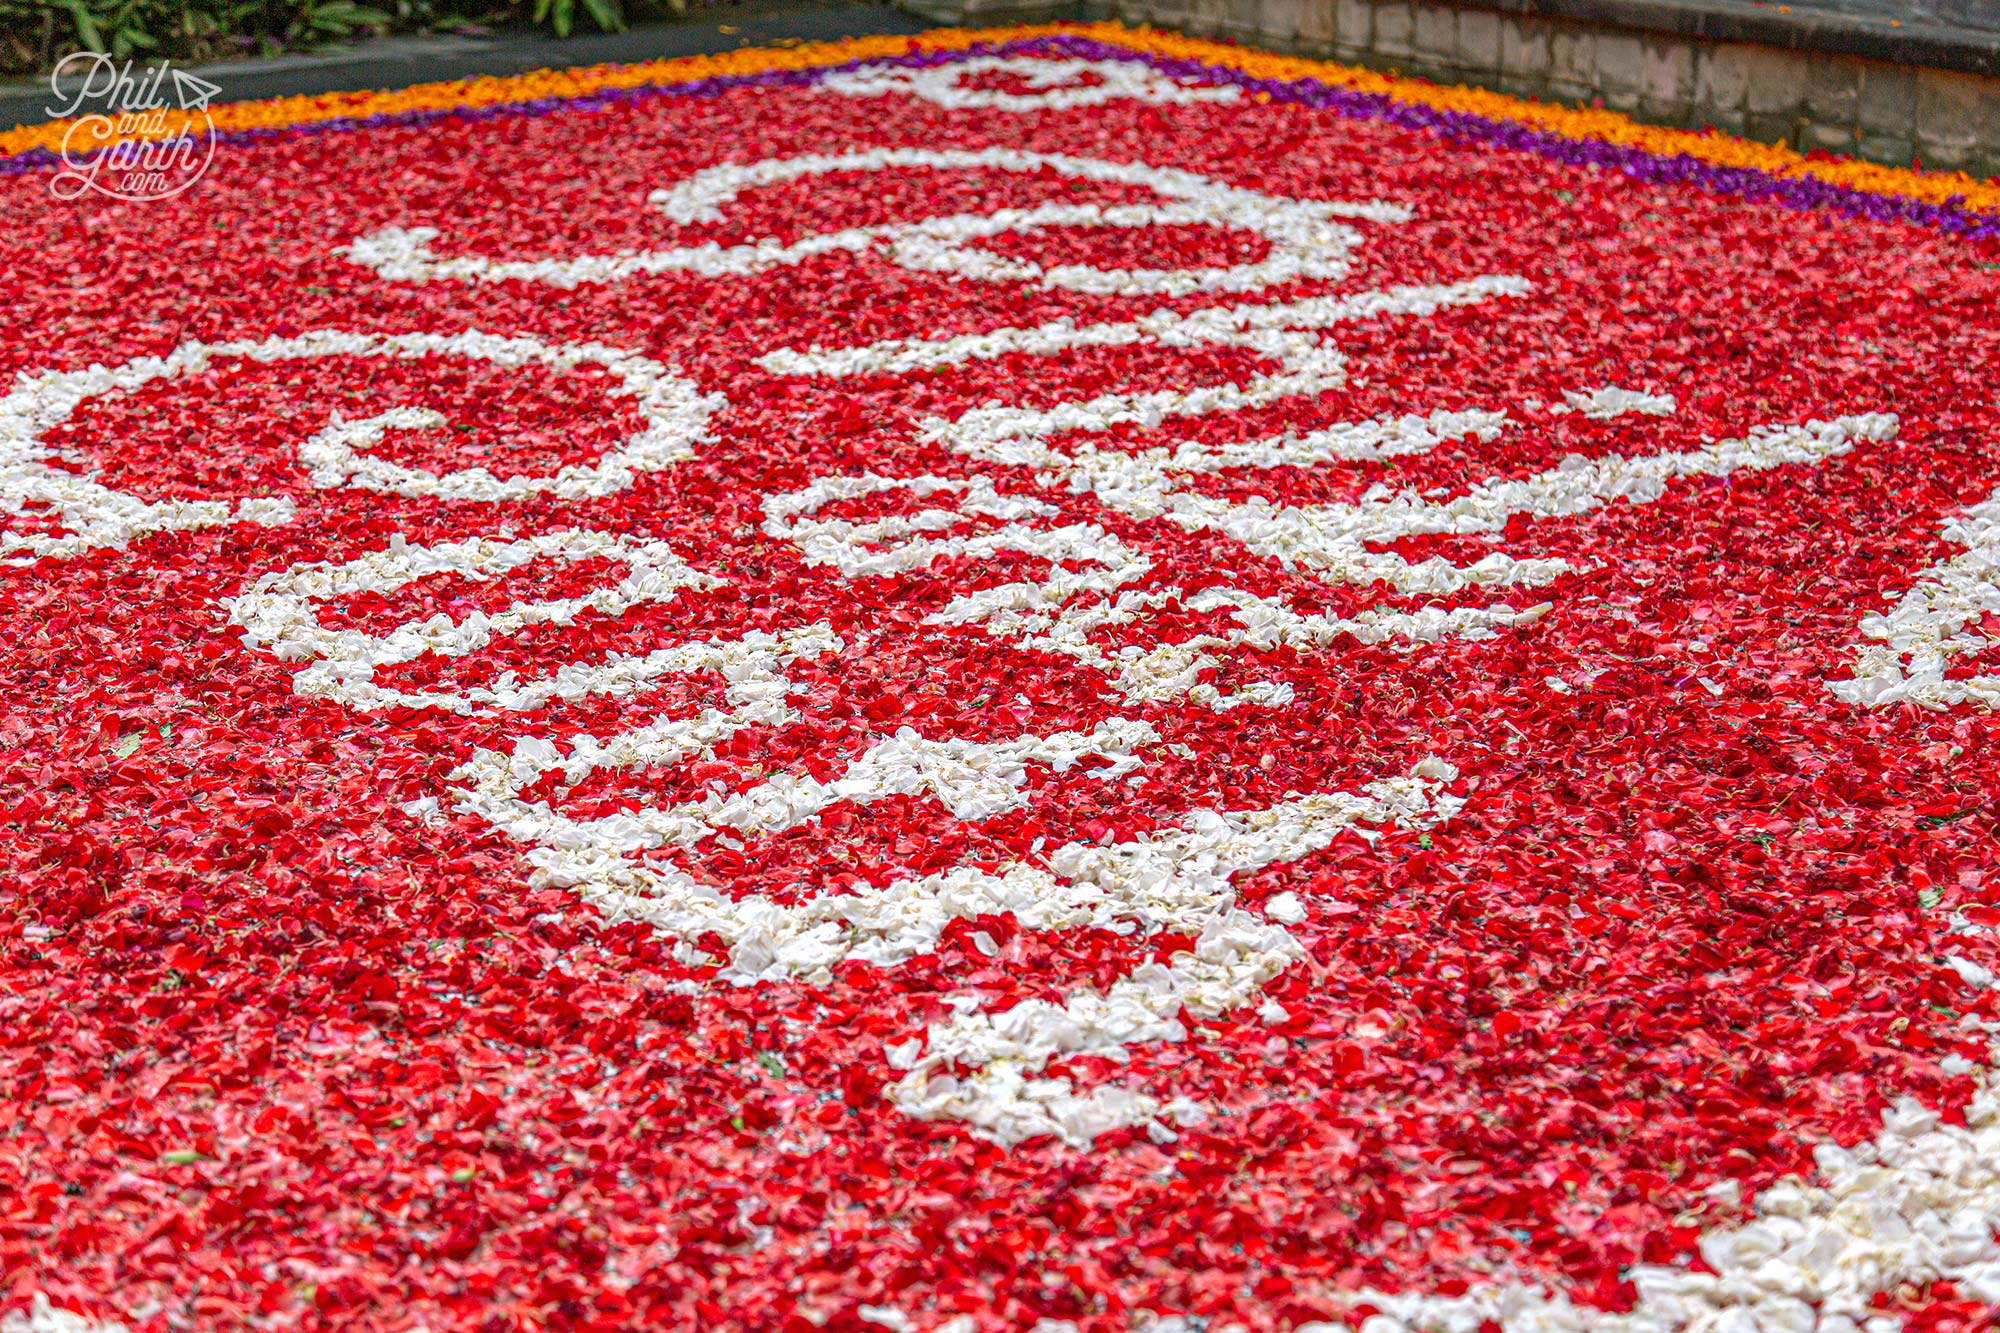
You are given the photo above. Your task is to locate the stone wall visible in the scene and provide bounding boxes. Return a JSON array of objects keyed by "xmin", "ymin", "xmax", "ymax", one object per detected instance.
[{"xmin": 906, "ymin": 0, "xmax": 2000, "ymax": 179}]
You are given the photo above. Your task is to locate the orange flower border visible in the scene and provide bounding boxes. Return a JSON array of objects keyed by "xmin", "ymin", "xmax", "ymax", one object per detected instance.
[{"xmin": 6, "ymin": 19, "xmax": 1996, "ymax": 224}]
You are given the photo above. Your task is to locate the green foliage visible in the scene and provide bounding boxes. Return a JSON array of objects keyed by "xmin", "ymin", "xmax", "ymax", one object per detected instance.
[
  {"xmin": 529, "ymin": 0, "xmax": 622, "ymax": 38},
  {"xmin": 289, "ymin": 0, "xmax": 396, "ymax": 39},
  {"xmin": 36, "ymin": 0, "xmax": 162, "ymax": 57},
  {"xmin": 2, "ymin": 0, "xmax": 667, "ymax": 77}
]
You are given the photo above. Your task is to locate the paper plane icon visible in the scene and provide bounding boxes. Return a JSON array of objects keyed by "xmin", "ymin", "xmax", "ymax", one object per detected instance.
[{"xmin": 170, "ymin": 68, "xmax": 223, "ymax": 112}]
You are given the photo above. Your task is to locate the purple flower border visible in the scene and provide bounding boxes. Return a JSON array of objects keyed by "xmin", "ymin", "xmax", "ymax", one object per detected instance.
[{"xmin": 7, "ymin": 32, "xmax": 1996, "ymax": 239}]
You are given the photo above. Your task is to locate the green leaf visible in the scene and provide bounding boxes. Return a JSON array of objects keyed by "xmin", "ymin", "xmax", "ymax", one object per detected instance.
[
  {"xmin": 578, "ymin": 0, "xmax": 623, "ymax": 32},
  {"xmin": 57, "ymin": 0, "xmax": 106, "ymax": 51},
  {"xmin": 110, "ymin": 734, "xmax": 143, "ymax": 759},
  {"xmin": 160, "ymin": 1149, "xmax": 204, "ymax": 1165}
]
